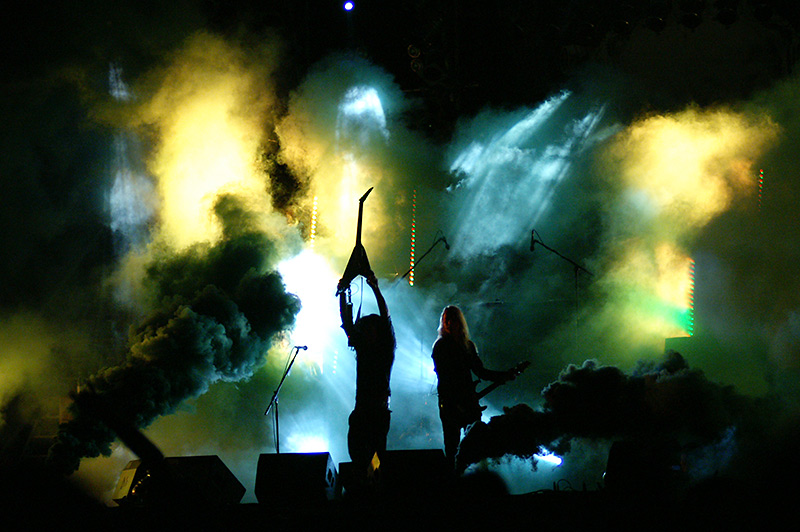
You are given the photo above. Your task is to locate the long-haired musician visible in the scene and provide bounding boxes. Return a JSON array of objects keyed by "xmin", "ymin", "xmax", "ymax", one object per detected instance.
[
  {"xmin": 431, "ymin": 305, "xmax": 514, "ymax": 469},
  {"xmin": 339, "ymin": 271, "xmax": 396, "ymax": 476}
]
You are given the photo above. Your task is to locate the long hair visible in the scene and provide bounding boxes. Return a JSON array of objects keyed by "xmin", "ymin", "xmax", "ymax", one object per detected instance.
[
  {"xmin": 437, "ymin": 305, "xmax": 470, "ymax": 348},
  {"xmin": 352, "ymin": 313, "xmax": 396, "ymax": 354}
]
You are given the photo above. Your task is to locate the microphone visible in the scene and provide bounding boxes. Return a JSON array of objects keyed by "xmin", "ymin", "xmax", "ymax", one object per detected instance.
[
  {"xmin": 295, "ymin": 346, "xmax": 308, "ymax": 350},
  {"xmin": 530, "ymin": 229, "xmax": 536, "ymax": 252},
  {"xmin": 441, "ymin": 236, "xmax": 450, "ymax": 250}
]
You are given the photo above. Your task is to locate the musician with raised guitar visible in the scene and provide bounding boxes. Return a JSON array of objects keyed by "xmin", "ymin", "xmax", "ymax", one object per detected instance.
[
  {"xmin": 337, "ymin": 187, "xmax": 396, "ymax": 482},
  {"xmin": 432, "ymin": 305, "xmax": 527, "ymax": 471}
]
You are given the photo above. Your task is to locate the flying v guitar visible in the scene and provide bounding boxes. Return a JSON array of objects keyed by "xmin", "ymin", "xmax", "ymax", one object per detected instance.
[{"xmin": 336, "ymin": 187, "xmax": 374, "ymax": 295}]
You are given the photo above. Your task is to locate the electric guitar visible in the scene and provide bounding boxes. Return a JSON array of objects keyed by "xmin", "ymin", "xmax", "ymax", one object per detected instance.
[
  {"xmin": 336, "ymin": 187, "xmax": 374, "ymax": 295},
  {"xmin": 453, "ymin": 360, "xmax": 531, "ymax": 427}
]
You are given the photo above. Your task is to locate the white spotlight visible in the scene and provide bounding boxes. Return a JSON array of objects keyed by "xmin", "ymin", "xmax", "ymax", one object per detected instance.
[{"xmin": 535, "ymin": 449, "xmax": 563, "ymax": 467}]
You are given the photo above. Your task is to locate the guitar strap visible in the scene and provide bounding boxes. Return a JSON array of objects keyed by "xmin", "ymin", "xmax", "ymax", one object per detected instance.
[{"xmin": 356, "ymin": 277, "xmax": 363, "ymax": 321}]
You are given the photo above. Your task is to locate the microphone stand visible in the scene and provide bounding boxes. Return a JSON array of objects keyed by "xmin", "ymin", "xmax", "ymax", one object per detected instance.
[
  {"xmin": 400, "ymin": 237, "xmax": 448, "ymax": 280},
  {"xmin": 531, "ymin": 232, "xmax": 593, "ymax": 291},
  {"xmin": 264, "ymin": 345, "xmax": 303, "ymax": 454},
  {"xmin": 531, "ymin": 230, "xmax": 593, "ymax": 337}
]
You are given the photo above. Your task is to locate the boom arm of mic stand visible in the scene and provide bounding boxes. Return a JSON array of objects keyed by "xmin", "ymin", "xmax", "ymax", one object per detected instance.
[
  {"xmin": 400, "ymin": 237, "xmax": 447, "ymax": 279},
  {"xmin": 264, "ymin": 346, "xmax": 302, "ymax": 416},
  {"xmin": 531, "ymin": 238, "xmax": 593, "ymax": 278}
]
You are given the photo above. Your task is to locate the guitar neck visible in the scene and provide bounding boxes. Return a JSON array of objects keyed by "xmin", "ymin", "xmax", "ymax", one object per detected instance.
[
  {"xmin": 355, "ymin": 202, "xmax": 364, "ymax": 246},
  {"xmin": 476, "ymin": 381, "xmax": 502, "ymax": 400},
  {"xmin": 354, "ymin": 187, "xmax": 373, "ymax": 247},
  {"xmin": 475, "ymin": 361, "xmax": 530, "ymax": 400}
]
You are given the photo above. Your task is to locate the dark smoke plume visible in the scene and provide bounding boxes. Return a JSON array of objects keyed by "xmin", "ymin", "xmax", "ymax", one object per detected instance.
[
  {"xmin": 457, "ymin": 352, "xmax": 769, "ymax": 477},
  {"xmin": 47, "ymin": 195, "xmax": 301, "ymax": 474}
]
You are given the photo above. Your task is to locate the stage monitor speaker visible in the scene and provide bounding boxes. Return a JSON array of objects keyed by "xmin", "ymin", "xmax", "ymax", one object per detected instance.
[
  {"xmin": 339, "ymin": 449, "xmax": 450, "ymax": 498},
  {"xmin": 112, "ymin": 455, "xmax": 246, "ymax": 507},
  {"xmin": 255, "ymin": 452, "xmax": 338, "ymax": 506}
]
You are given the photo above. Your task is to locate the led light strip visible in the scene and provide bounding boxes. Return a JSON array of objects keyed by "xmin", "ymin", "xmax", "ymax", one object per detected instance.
[{"xmin": 409, "ymin": 190, "xmax": 416, "ymax": 286}]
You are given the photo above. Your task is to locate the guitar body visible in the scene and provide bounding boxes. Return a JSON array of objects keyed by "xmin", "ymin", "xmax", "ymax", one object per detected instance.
[
  {"xmin": 336, "ymin": 187, "xmax": 374, "ymax": 295},
  {"xmin": 450, "ymin": 392, "xmax": 487, "ymax": 429},
  {"xmin": 339, "ymin": 243, "xmax": 371, "ymax": 290},
  {"xmin": 452, "ymin": 361, "xmax": 531, "ymax": 427}
]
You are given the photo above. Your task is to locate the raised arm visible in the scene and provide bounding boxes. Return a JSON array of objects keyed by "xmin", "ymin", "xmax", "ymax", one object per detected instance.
[
  {"xmin": 365, "ymin": 272, "xmax": 388, "ymax": 319},
  {"xmin": 339, "ymin": 283, "xmax": 354, "ymax": 340}
]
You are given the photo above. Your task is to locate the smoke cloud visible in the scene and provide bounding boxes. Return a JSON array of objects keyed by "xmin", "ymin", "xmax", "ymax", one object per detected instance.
[
  {"xmin": 48, "ymin": 195, "xmax": 301, "ymax": 474},
  {"xmin": 458, "ymin": 351, "xmax": 796, "ymax": 495},
  {"xmin": 458, "ymin": 352, "xmax": 753, "ymax": 462}
]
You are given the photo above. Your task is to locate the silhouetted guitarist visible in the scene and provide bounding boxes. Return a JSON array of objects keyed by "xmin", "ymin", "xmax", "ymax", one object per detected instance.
[
  {"xmin": 337, "ymin": 188, "xmax": 396, "ymax": 483},
  {"xmin": 431, "ymin": 305, "xmax": 526, "ymax": 469}
]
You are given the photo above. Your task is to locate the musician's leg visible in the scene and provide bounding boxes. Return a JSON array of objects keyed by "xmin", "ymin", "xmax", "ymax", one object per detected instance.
[
  {"xmin": 439, "ymin": 407, "xmax": 461, "ymax": 470},
  {"xmin": 348, "ymin": 408, "xmax": 370, "ymax": 469}
]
